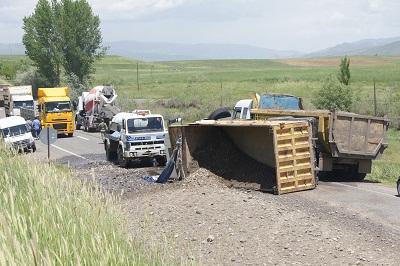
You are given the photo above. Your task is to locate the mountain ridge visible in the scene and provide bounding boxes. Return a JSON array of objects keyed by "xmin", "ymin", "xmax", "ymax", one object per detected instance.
[{"xmin": 1, "ymin": 37, "xmax": 400, "ymax": 61}]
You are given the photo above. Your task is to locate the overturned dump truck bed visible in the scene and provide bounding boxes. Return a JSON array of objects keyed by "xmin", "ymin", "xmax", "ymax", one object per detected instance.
[{"xmin": 168, "ymin": 119, "xmax": 316, "ymax": 194}]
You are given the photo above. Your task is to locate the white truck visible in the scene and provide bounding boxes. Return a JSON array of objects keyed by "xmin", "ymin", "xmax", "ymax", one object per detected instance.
[
  {"xmin": 75, "ymin": 84, "xmax": 120, "ymax": 132},
  {"xmin": 4, "ymin": 85, "xmax": 34, "ymax": 117},
  {"xmin": 104, "ymin": 110, "xmax": 167, "ymax": 167},
  {"xmin": 0, "ymin": 116, "xmax": 36, "ymax": 152}
]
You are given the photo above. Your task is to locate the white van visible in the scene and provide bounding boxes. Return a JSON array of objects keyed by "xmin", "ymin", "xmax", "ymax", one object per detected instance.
[{"xmin": 0, "ymin": 116, "xmax": 36, "ymax": 152}]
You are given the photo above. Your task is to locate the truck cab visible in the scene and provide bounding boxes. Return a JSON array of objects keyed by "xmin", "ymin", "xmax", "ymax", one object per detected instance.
[
  {"xmin": 232, "ymin": 99, "xmax": 253, "ymax": 120},
  {"xmin": 104, "ymin": 110, "xmax": 167, "ymax": 167},
  {"xmin": 0, "ymin": 116, "xmax": 36, "ymax": 152},
  {"xmin": 37, "ymin": 87, "xmax": 74, "ymax": 137}
]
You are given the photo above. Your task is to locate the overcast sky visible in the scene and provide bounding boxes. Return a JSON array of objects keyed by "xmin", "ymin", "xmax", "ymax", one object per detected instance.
[{"xmin": 1, "ymin": 0, "xmax": 399, "ymax": 53}]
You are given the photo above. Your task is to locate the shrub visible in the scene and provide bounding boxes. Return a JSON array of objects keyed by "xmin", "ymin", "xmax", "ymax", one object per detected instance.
[{"xmin": 313, "ymin": 74, "xmax": 352, "ymax": 111}]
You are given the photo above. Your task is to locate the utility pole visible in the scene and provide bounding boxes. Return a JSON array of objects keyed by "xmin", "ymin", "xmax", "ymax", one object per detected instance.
[
  {"xmin": 220, "ymin": 79, "xmax": 223, "ymax": 107},
  {"xmin": 374, "ymin": 78, "xmax": 377, "ymax": 116},
  {"xmin": 137, "ymin": 63, "xmax": 140, "ymax": 91}
]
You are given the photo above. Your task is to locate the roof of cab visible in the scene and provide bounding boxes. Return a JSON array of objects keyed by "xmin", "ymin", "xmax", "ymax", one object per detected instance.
[{"xmin": 0, "ymin": 116, "xmax": 27, "ymax": 129}]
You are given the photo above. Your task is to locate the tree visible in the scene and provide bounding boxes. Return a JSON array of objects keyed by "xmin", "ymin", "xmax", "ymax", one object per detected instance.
[
  {"xmin": 22, "ymin": 0, "xmax": 62, "ymax": 86},
  {"xmin": 337, "ymin": 56, "xmax": 351, "ymax": 86},
  {"xmin": 22, "ymin": 0, "xmax": 107, "ymax": 86},
  {"xmin": 57, "ymin": 0, "xmax": 107, "ymax": 83},
  {"xmin": 313, "ymin": 74, "xmax": 352, "ymax": 112}
]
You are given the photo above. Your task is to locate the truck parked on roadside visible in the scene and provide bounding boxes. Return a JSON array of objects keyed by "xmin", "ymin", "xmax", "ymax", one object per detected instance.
[
  {"xmin": 104, "ymin": 110, "xmax": 167, "ymax": 167},
  {"xmin": 75, "ymin": 84, "xmax": 120, "ymax": 132},
  {"xmin": 0, "ymin": 116, "xmax": 36, "ymax": 152},
  {"xmin": 21, "ymin": 87, "xmax": 74, "ymax": 137},
  {"xmin": 4, "ymin": 85, "xmax": 34, "ymax": 117},
  {"xmin": 216, "ymin": 92, "xmax": 390, "ymax": 181}
]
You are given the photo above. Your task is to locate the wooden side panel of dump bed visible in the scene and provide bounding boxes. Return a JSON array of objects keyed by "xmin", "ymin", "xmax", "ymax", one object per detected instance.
[
  {"xmin": 273, "ymin": 122, "xmax": 316, "ymax": 194},
  {"xmin": 168, "ymin": 119, "xmax": 316, "ymax": 194}
]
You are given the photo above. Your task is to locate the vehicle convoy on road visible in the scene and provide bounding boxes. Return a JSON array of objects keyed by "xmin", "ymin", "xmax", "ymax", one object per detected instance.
[
  {"xmin": 104, "ymin": 110, "xmax": 168, "ymax": 167},
  {"xmin": 3, "ymin": 85, "xmax": 34, "ymax": 117},
  {"xmin": 212, "ymin": 92, "xmax": 390, "ymax": 181},
  {"xmin": 75, "ymin": 84, "xmax": 120, "ymax": 132},
  {"xmin": 0, "ymin": 116, "xmax": 36, "ymax": 152},
  {"xmin": 20, "ymin": 87, "xmax": 74, "ymax": 137}
]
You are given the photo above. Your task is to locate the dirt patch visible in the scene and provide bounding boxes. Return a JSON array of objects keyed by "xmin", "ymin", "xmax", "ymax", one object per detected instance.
[{"xmin": 273, "ymin": 57, "xmax": 400, "ymax": 67}]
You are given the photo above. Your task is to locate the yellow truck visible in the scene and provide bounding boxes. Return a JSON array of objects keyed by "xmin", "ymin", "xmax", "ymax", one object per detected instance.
[
  {"xmin": 36, "ymin": 87, "xmax": 74, "ymax": 137},
  {"xmin": 230, "ymin": 92, "xmax": 390, "ymax": 181}
]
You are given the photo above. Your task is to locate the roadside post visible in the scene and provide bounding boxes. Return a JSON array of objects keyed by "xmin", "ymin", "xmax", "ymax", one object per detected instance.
[{"xmin": 39, "ymin": 126, "xmax": 57, "ymax": 161}]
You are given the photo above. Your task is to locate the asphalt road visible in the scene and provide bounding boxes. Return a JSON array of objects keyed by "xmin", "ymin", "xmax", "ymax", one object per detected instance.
[{"xmin": 2, "ymin": 107, "xmax": 400, "ymax": 235}]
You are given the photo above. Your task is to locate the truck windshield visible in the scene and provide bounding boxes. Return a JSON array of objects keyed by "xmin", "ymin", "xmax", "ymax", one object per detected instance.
[
  {"xmin": 13, "ymin": 101, "xmax": 34, "ymax": 108},
  {"xmin": 45, "ymin": 101, "xmax": 71, "ymax": 113},
  {"xmin": 1, "ymin": 124, "xmax": 29, "ymax": 137},
  {"xmin": 127, "ymin": 117, "xmax": 163, "ymax": 133}
]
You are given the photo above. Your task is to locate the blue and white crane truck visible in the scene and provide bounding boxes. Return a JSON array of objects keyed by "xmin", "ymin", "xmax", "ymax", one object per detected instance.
[{"xmin": 103, "ymin": 110, "xmax": 167, "ymax": 167}]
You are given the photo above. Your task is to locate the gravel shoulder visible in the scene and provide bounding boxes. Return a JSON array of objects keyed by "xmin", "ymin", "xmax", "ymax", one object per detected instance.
[{"xmin": 73, "ymin": 161, "xmax": 400, "ymax": 266}]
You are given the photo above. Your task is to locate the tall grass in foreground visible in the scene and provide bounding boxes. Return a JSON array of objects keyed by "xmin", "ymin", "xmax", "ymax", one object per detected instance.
[{"xmin": 0, "ymin": 145, "xmax": 186, "ymax": 265}]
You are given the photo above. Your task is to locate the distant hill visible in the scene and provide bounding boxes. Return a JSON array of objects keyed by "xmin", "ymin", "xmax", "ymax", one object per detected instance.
[
  {"xmin": 304, "ymin": 37, "xmax": 400, "ymax": 58},
  {"xmin": 103, "ymin": 40, "xmax": 304, "ymax": 61},
  {"xmin": 1, "ymin": 37, "xmax": 400, "ymax": 61},
  {"xmin": 0, "ymin": 43, "xmax": 26, "ymax": 55}
]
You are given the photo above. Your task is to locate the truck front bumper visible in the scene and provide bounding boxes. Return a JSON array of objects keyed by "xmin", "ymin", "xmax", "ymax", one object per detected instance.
[{"xmin": 124, "ymin": 149, "xmax": 166, "ymax": 159}]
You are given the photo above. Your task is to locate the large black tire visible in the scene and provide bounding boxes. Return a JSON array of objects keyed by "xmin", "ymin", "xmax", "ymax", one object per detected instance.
[
  {"xmin": 117, "ymin": 146, "xmax": 130, "ymax": 168},
  {"xmin": 208, "ymin": 108, "xmax": 231, "ymax": 120},
  {"xmin": 156, "ymin": 156, "xmax": 167, "ymax": 166},
  {"xmin": 75, "ymin": 118, "xmax": 82, "ymax": 130},
  {"xmin": 353, "ymin": 173, "xmax": 367, "ymax": 181},
  {"xmin": 68, "ymin": 133, "xmax": 73, "ymax": 137},
  {"xmin": 105, "ymin": 144, "xmax": 117, "ymax": 161},
  {"xmin": 397, "ymin": 177, "xmax": 400, "ymax": 196}
]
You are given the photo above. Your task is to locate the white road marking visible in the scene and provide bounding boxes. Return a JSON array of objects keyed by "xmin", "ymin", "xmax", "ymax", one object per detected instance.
[
  {"xmin": 51, "ymin": 144, "xmax": 89, "ymax": 160},
  {"xmin": 77, "ymin": 136, "xmax": 89, "ymax": 140},
  {"xmin": 335, "ymin": 182, "xmax": 395, "ymax": 197}
]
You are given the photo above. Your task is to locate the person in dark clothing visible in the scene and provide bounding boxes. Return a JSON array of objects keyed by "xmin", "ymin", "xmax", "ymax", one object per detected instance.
[{"xmin": 32, "ymin": 117, "xmax": 41, "ymax": 139}]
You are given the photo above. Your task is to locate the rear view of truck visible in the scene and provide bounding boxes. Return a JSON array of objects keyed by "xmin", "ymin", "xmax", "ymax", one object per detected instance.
[
  {"xmin": 3, "ymin": 85, "xmax": 34, "ymax": 117},
  {"xmin": 249, "ymin": 93, "xmax": 389, "ymax": 180}
]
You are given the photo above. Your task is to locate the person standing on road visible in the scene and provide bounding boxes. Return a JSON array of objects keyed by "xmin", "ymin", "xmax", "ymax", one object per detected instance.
[
  {"xmin": 26, "ymin": 119, "xmax": 33, "ymax": 133},
  {"xmin": 97, "ymin": 119, "xmax": 108, "ymax": 141},
  {"xmin": 32, "ymin": 116, "xmax": 41, "ymax": 139}
]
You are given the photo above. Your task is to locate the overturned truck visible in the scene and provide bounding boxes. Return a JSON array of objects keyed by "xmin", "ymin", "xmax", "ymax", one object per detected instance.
[{"xmin": 168, "ymin": 119, "xmax": 317, "ymax": 195}]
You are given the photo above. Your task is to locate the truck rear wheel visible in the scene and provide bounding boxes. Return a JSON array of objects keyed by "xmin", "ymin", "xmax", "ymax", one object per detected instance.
[
  {"xmin": 117, "ymin": 146, "xmax": 130, "ymax": 168},
  {"xmin": 75, "ymin": 118, "xmax": 81, "ymax": 130},
  {"xmin": 106, "ymin": 144, "xmax": 117, "ymax": 161},
  {"xmin": 156, "ymin": 156, "xmax": 167, "ymax": 166},
  {"xmin": 353, "ymin": 173, "xmax": 366, "ymax": 181}
]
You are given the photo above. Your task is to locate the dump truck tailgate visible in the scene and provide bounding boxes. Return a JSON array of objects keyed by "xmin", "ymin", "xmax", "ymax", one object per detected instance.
[{"xmin": 329, "ymin": 110, "xmax": 389, "ymax": 159}]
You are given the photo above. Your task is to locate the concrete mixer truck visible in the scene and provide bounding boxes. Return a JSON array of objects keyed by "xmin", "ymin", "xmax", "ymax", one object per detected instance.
[{"xmin": 75, "ymin": 84, "xmax": 120, "ymax": 132}]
